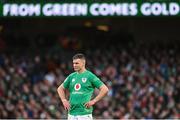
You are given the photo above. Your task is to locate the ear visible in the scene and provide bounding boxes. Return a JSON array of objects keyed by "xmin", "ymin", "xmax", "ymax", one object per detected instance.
[{"xmin": 82, "ymin": 59, "xmax": 86, "ymax": 65}]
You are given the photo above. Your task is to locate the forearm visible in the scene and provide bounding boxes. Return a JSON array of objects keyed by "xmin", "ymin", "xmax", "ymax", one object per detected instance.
[
  {"xmin": 93, "ymin": 85, "xmax": 109, "ymax": 103},
  {"xmin": 57, "ymin": 84, "xmax": 67, "ymax": 102},
  {"xmin": 57, "ymin": 84, "xmax": 71, "ymax": 110}
]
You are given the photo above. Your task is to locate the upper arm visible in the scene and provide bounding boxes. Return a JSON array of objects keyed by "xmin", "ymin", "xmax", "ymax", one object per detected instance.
[
  {"xmin": 91, "ymin": 74, "xmax": 104, "ymax": 89},
  {"xmin": 60, "ymin": 83, "xmax": 65, "ymax": 89},
  {"xmin": 57, "ymin": 83, "xmax": 65, "ymax": 90},
  {"xmin": 99, "ymin": 84, "xmax": 109, "ymax": 91},
  {"xmin": 62, "ymin": 75, "xmax": 71, "ymax": 89}
]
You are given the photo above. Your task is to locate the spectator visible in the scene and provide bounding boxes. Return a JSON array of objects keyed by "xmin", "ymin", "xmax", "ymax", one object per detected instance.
[{"xmin": 0, "ymin": 35, "xmax": 179, "ymax": 119}]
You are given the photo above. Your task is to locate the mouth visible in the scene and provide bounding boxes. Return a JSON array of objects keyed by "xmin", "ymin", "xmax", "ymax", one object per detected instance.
[{"xmin": 74, "ymin": 67, "xmax": 78, "ymax": 70}]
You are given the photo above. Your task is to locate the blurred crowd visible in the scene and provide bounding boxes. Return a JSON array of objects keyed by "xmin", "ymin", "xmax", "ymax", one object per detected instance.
[{"xmin": 0, "ymin": 35, "xmax": 179, "ymax": 119}]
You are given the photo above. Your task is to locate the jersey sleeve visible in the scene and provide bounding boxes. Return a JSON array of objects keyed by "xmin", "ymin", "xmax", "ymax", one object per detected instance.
[
  {"xmin": 63, "ymin": 75, "xmax": 71, "ymax": 89},
  {"xmin": 91, "ymin": 73, "xmax": 104, "ymax": 89}
]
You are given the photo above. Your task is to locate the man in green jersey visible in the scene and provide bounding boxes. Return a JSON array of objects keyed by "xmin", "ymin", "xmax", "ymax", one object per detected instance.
[{"xmin": 57, "ymin": 53, "xmax": 109, "ymax": 120}]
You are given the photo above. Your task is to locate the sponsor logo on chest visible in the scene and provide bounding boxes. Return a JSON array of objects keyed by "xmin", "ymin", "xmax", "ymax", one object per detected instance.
[{"xmin": 74, "ymin": 83, "xmax": 81, "ymax": 91}]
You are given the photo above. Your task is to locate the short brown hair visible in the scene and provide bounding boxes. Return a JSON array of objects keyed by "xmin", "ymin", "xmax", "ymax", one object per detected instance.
[{"xmin": 72, "ymin": 53, "xmax": 86, "ymax": 60}]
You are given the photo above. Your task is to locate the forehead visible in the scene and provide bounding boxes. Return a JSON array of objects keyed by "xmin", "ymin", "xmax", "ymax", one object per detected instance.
[{"xmin": 73, "ymin": 59, "xmax": 82, "ymax": 63}]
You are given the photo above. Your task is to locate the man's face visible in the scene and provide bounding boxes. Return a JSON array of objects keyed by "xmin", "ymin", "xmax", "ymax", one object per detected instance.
[{"xmin": 73, "ymin": 59, "xmax": 85, "ymax": 72}]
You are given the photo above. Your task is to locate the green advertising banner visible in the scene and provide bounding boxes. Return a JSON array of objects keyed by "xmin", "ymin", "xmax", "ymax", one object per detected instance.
[{"xmin": 0, "ymin": 1, "xmax": 180, "ymax": 17}]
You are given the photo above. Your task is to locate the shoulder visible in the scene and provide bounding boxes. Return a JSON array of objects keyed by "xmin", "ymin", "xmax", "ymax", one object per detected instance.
[
  {"xmin": 65, "ymin": 72, "xmax": 77, "ymax": 80},
  {"xmin": 70, "ymin": 72, "xmax": 77, "ymax": 76},
  {"xmin": 86, "ymin": 70, "xmax": 93, "ymax": 75},
  {"xmin": 86, "ymin": 70, "xmax": 97, "ymax": 78},
  {"xmin": 68, "ymin": 72, "xmax": 77, "ymax": 77}
]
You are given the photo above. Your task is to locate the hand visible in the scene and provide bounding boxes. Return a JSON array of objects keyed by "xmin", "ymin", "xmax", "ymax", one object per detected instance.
[
  {"xmin": 62, "ymin": 99, "xmax": 70, "ymax": 111},
  {"xmin": 84, "ymin": 100, "xmax": 96, "ymax": 108}
]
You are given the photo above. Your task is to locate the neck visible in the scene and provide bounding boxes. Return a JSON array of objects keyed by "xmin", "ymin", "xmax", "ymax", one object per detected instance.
[{"xmin": 78, "ymin": 68, "xmax": 86, "ymax": 73}]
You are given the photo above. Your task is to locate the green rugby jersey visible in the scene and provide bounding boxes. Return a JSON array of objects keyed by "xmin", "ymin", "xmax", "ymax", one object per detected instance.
[{"xmin": 63, "ymin": 70, "xmax": 104, "ymax": 115}]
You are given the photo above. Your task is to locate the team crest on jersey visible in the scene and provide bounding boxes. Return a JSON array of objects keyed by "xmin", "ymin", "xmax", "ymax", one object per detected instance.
[
  {"xmin": 82, "ymin": 78, "xmax": 87, "ymax": 83},
  {"xmin": 74, "ymin": 83, "xmax": 81, "ymax": 91},
  {"xmin": 72, "ymin": 78, "xmax": 75, "ymax": 82}
]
